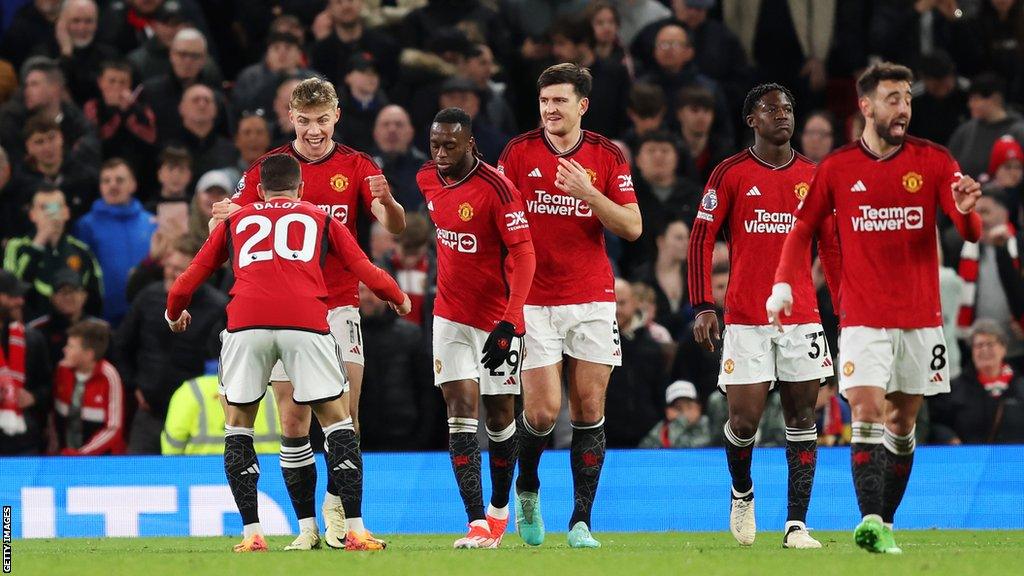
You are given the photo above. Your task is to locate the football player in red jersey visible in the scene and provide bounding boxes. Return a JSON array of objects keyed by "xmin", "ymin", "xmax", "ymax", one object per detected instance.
[
  {"xmin": 689, "ymin": 83, "xmax": 840, "ymax": 549},
  {"xmin": 769, "ymin": 63, "xmax": 983, "ymax": 554},
  {"xmin": 166, "ymin": 154, "xmax": 410, "ymax": 552},
  {"xmin": 210, "ymin": 78, "xmax": 405, "ymax": 550},
  {"xmin": 418, "ymin": 108, "xmax": 536, "ymax": 549},
  {"xmin": 497, "ymin": 63, "xmax": 641, "ymax": 548}
]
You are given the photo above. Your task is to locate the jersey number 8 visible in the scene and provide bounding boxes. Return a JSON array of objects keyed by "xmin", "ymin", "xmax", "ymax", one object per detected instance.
[{"xmin": 236, "ymin": 213, "xmax": 319, "ymax": 268}]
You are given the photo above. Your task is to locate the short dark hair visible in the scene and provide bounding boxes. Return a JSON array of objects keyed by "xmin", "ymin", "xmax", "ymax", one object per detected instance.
[
  {"xmin": 968, "ymin": 72, "xmax": 1006, "ymax": 98},
  {"xmin": 628, "ymin": 83, "xmax": 666, "ymax": 118},
  {"xmin": 856, "ymin": 62, "xmax": 914, "ymax": 97},
  {"xmin": 67, "ymin": 320, "xmax": 111, "ymax": 360},
  {"xmin": 743, "ymin": 82, "xmax": 796, "ymax": 118},
  {"xmin": 677, "ymin": 86, "xmax": 715, "ymax": 112},
  {"xmin": 100, "ymin": 157, "xmax": 134, "ymax": 176},
  {"xmin": 260, "ymin": 154, "xmax": 302, "ymax": 193},
  {"xmin": 22, "ymin": 114, "xmax": 60, "ymax": 141},
  {"xmin": 637, "ymin": 130, "xmax": 679, "ymax": 150},
  {"xmin": 33, "ymin": 181, "xmax": 63, "ymax": 197},
  {"xmin": 20, "ymin": 56, "xmax": 63, "ymax": 84},
  {"xmin": 433, "ymin": 107, "xmax": 472, "ymax": 130},
  {"xmin": 585, "ymin": 1, "xmax": 620, "ymax": 26},
  {"xmin": 537, "ymin": 63, "xmax": 592, "ymax": 99},
  {"xmin": 399, "ymin": 213, "xmax": 432, "ymax": 251},
  {"xmin": 159, "ymin": 146, "xmax": 192, "ymax": 169},
  {"xmin": 171, "ymin": 235, "xmax": 201, "ymax": 258},
  {"xmin": 99, "ymin": 59, "xmax": 133, "ymax": 77},
  {"xmin": 550, "ymin": 15, "xmax": 595, "ymax": 48}
]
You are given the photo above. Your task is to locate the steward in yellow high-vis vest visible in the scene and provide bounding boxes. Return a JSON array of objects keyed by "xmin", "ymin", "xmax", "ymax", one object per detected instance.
[{"xmin": 161, "ymin": 375, "xmax": 280, "ymax": 454}]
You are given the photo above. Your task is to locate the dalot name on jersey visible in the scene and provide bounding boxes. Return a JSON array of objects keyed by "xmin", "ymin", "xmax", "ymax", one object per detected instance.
[
  {"xmin": 526, "ymin": 190, "xmax": 592, "ymax": 217},
  {"xmin": 851, "ymin": 205, "xmax": 924, "ymax": 232},
  {"xmin": 436, "ymin": 227, "xmax": 478, "ymax": 253},
  {"xmin": 744, "ymin": 210, "xmax": 796, "ymax": 234}
]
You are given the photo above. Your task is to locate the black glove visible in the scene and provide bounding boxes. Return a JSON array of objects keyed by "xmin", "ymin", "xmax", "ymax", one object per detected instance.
[{"xmin": 482, "ymin": 320, "xmax": 519, "ymax": 371}]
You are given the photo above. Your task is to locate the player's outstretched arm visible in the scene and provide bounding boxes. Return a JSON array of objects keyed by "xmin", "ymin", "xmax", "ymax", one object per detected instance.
[
  {"xmin": 367, "ymin": 174, "xmax": 407, "ymax": 234},
  {"xmin": 554, "ymin": 157, "xmax": 642, "ymax": 240},
  {"xmin": 166, "ymin": 223, "xmax": 229, "ymax": 329}
]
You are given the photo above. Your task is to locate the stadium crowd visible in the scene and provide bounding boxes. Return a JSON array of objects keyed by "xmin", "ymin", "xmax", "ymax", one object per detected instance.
[{"xmin": 2, "ymin": 0, "xmax": 1024, "ymax": 457}]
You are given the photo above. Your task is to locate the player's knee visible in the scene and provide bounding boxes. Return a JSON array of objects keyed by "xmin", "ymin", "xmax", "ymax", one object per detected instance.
[
  {"xmin": 727, "ymin": 414, "xmax": 758, "ymax": 439},
  {"xmin": 524, "ymin": 408, "xmax": 558, "ymax": 433},
  {"xmin": 850, "ymin": 403, "xmax": 884, "ymax": 423},
  {"xmin": 785, "ymin": 408, "xmax": 816, "ymax": 430},
  {"xmin": 278, "ymin": 408, "xmax": 311, "ymax": 436},
  {"xmin": 445, "ymin": 396, "xmax": 477, "ymax": 419},
  {"xmin": 885, "ymin": 413, "xmax": 916, "ymax": 437}
]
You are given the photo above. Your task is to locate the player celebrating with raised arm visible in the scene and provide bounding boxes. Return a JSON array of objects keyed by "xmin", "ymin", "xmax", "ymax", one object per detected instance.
[
  {"xmin": 689, "ymin": 83, "xmax": 841, "ymax": 549},
  {"xmin": 418, "ymin": 108, "xmax": 536, "ymax": 549},
  {"xmin": 498, "ymin": 63, "xmax": 641, "ymax": 548},
  {"xmin": 166, "ymin": 154, "xmax": 410, "ymax": 553},
  {"xmin": 768, "ymin": 63, "xmax": 982, "ymax": 554},
  {"xmin": 211, "ymin": 77, "xmax": 405, "ymax": 551}
]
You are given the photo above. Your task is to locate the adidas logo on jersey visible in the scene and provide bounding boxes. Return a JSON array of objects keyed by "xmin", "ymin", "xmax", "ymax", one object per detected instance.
[
  {"xmin": 503, "ymin": 377, "xmax": 517, "ymax": 387},
  {"xmin": 821, "ymin": 357, "xmax": 833, "ymax": 368},
  {"xmin": 931, "ymin": 372, "xmax": 944, "ymax": 383},
  {"xmin": 528, "ymin": 168, "xmax": 542, "ymax": 178},
  {"xmin": 240, "ymin": 464, "xmax": 260, "ymax": 476},
  {"xmin": 746, "ymin": 186, "xmax": 762, "ymax": 196},
  {"xmin": 333, "ymin": 459, "xmax": 357, "ymax": 471},
  {"xmin": 851, "ymin": 180, "xmax": 868, "ymax": 192},
  {"xmin": 350, "ymin": 345, "xmax": 361, "ymax": 355}
]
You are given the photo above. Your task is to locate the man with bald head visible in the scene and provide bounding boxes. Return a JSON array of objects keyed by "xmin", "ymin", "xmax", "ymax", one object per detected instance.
[
  {"xmin": 371, "ymin": 104, "xmax": 428, "ymax": 210},
  {"xmin": 142, "ymin": 28, "xmax": 230, "ymax": 146},
  {"xmin": 46, "ymin": 0, "xmax": 119, "ymax": 105},
  {"xmin": 171, "ymin": 84, "xmax": 238, "ymax": 180}
]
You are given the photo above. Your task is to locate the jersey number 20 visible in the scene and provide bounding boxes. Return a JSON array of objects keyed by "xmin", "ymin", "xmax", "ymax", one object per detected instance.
[{"xmin": 236, "ymin": 214, "xmax": 318, "ymax": 268}]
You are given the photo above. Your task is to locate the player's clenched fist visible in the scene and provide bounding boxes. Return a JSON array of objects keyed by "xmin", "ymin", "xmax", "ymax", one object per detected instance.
[
  {"xmin": 692, "ymin": 310, "xmax": 721, "ymax": 352},
  {"xmin": 952, "ymin": 173, "xmax": 982, "ymax": 214},
  {"xmin": 366, "ymin": 174, "xmax": 392, "ymax": 201},
  {"xmin": 211, "ymin": 198, "xmax": 240, "ymax": 220},
  {"xmin": 481, "ymin": 320, "xmax": 520, "ymax": 371},
  {"xmin": 388, "ymin": 293, "xmax": 412, "ymax": 316},
  {"xmin": 165, "ymin": 309, "xmax": 192, "ymax": 333}
]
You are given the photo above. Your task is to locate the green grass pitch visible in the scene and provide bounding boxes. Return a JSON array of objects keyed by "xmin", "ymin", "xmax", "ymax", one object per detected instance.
[{"xmin": 12, "ymin": 531, "xmax": 1023, "ymax": 576}]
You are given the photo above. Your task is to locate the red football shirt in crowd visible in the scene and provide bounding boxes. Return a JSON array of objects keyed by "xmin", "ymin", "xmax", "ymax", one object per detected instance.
[
  {"xmin": 233, "ymin": 142, "xmax": 382, "ymax": 309},
  {"xmin": 498, "ymin": 129, "xmax": 636, "ymax": 306}
]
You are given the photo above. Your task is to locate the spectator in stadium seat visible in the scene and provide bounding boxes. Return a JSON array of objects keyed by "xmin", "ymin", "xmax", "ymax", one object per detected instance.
[
  {"xmin": 401, "ymin": 0, "xmax": 513, "ymax": 65},
  {"xmin": 232, "ymin": 32, "xmax": 313, "ymax": 117},
  {"xmin": 169, "ymin": 84, "xmax": 239, "ymax": 181},
  {"xmin": 623, "ymin": 131, "xmax": 701, "ymax": 275},
  {"xmin": 117, "ymin": 237, "xmax": 226, "ymax": 454},
  {"xmin": 586, "ymin": 1, "xmax": 632, "ymax": 70},
  {"xmin": 610, "ymin": 0, "xmax": 672, "ymax": 47},
  {"xmin": 0, "ymin": 146, "xmax": 14, "ymax": 241},
  {"xmin": 392, "ymin": 27, "xmax": 472, "ymax": 147},
  {"xmin": 930, "ymin": 319, "xmax": 1024, "ymax": 444},
  {"xmin": 436, "ymin": 76, "xmax": 509, "ymax": 164},
  {"xmin": 379, "ymin": 213, "xmax": 436, "ymax": 331},
  {"xmin": 73, "ymin": 159, "xmax": 157, "ymax": 326},
  {"xmin": 27, "ymin": 269, "xmax": 101, "ymax": 368},
  {"xmin": 953, "ymin": 187, "xmax": 1024, "ymax": 370},
  {"xmin": 371, "ymin": 105, "xmax": 429, "ymax": 211},
  {"xmin": 549, "ymin": 15, "xmax": 631, "ymax": 140},
  {"xmin": 631, "ymin": 1, "xmax": 751, "ymax": 116},
  {"xmin": 639, "ymin": 379, "xmax": 712, "ymax": 448},
  {"xmin": 144, "ymin": 146, "xmax": 192, "ymax": 213},
  {"xmin": 0, "ymin": 56, "xmax": 100, "ymax": 167},
  {"xmin": 270, "ymin": 77, "xmax": 302, "ymax": 146},
  {"xmin": 948, "ymin": 73, "xmax": 1024, "ymax": 178},
  {"xmin": 460, "ymin": 43, "xmax": 518, "ymax": 136},
  {"xmin": 637, "ymin": 24, "xmax": 733, "ymax": 148},
  {"xmin": 142, "ymin": 28, "xmax": 230, "ymax": 147},
  {"xmin": 675, "ymin": 86, "xmax": 731, "ymax": 183},
  {"xmin": 605, "ymin": 278, "xmax": 667, "ymax": 447},
  {"xmin": 98, "ymin": 0, "xmax": 212, "ymax": 57},
  {"xmin": 672, "ymin": 261, "xmax": 727, "ymax": 404},
  {"xmin": 355, "ymin": 282, "xmax": 439, "ymax": 451},
  {"xmin": 6, "ymin": 115, "xmax": 99, "ymax": 227},
  {"xmin": 43, "ymin": 0, "xmax": 119, "ymax": 107},
  {"xmin": 4, "ymin": 185, "xmax": 103, "ymax": 323},
  {"xmin": 83, "ymin": 60, "xmax": 159, "ymax": 192},
  {"xmin": 868, "ymin": 0, "xmax": 984, "ymax": 79},
  {"xmin": 51, "ymin": 319, "xmax": 125, "ymax": 455},
  {"xmin": 310, "ymin": 0, "xmax": 401, "ymax": 92},
  {"xmin": 909, "ymin": 51, "xmax": 970, "ymax": 147},
  {"xmin": 233, "ymin": 112, "xmax": 272, "ymax": 174},
  {"xmin": 630, "ymin": 216, "xmax": 692, "ymax": 338},
  {"xmin": 337, "ymin": 53, "xmax": 389, "ymax": 152},
  {"xmin": 0, "ymin": 269, "xmax": 52, "ymax": 455},
  {"xmin": 125, "ymin": 1, "xmax": 194, "ymax": 83},
  {"xmin": 983, "ymin": 136, "xmax": 1024, "ymax": 228},
  {"xmin": 621, "ymin": 82, "xmax": 667, "ymax": 155},
  {"xmin": 0, "ymin": 0, "xmax": 60, "ymax": 70},
  {"xmin": 797, "ymin": 110, "xmax": 837, "ymax": 164}
]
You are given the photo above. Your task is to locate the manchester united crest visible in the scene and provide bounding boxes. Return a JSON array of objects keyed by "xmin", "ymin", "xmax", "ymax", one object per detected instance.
[
  {"xmin": 458, "ymin": 202, "xmax": 474, "ymax": 222},
  {"xmin": 330, "ymin": 174, "xmax": 349, "ymax": 192},
  {"xmin": 434, "ymin": 359, "xmax": 443, "ymax": 374},
  {"xmin": 723, "ymin": 358, "xmax": 735, "ymax": 375},
  {"xmin": 794, "ymin": 182, "xmax": 809, "ymax": 201},
  {"xmin": 902, "ymin": 171, "xmax": 923, "ymax": 193},
  {"xmin": 66, "ymin": 255, "xmax": 82, "ymax": 272},
  {"xmin": 585, "ymin": 168, "xmax": 598, "ymax": 184},
  {"xmin": 843, "ymin": 361, "xmax": 855, "ymax": 377}
]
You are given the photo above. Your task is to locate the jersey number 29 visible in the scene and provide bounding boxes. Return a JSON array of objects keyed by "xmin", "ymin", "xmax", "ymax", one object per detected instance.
[{"xmin": 236, "ymin": 213, "xmax": 318, "ymax": 268}]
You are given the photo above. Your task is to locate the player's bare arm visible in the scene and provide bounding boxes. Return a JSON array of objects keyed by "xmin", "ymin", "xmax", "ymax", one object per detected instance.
[
  {"xmin": 367, "ymin": 174, "xmax": 406, "ymax": 233},
  {"xmin": 554, "ymin": 157, "xmax": 642, "ymax": 240}
]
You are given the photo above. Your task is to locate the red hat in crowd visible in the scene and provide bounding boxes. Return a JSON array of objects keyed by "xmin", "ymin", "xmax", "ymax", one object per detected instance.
[{"xmin": 989, "ymin": 135, "xmax": 1024, "ymax": 176}]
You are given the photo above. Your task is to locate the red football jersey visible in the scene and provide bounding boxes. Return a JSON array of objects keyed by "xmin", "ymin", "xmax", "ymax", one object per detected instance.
[
  {"xmin": 170, "ymin": 199, "xmax": 401, "ymax": 332},
  {"xmin": 498, "ymin": 129, "xmax": 636, "ymax": 305},
  {"xmin": 689, "ymin": 149, "xmax": 838, "ymax": 325},
  {"xmin": 792, "ymin": 136, "xmax": 981, "ymax": 328},
  {"xmin": 418, "ymin": 159, "xmax": 532, "ymax": 332},
  {"xmin": 233, "ymin": 142, "xmax": 381, "ymax": 308}
]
